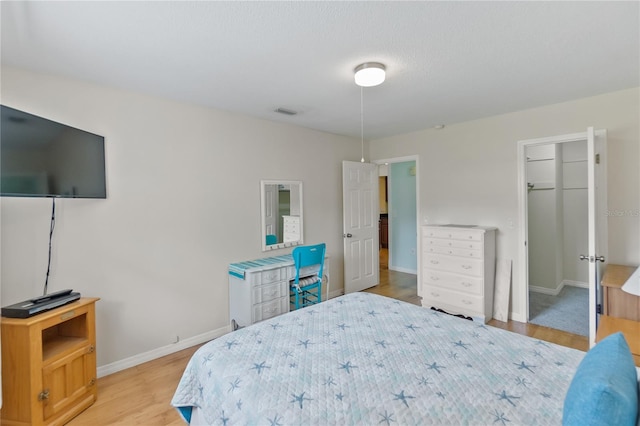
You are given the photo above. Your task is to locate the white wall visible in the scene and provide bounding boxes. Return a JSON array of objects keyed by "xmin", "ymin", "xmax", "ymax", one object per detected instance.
[
  {"xmin": 0, "ymin": 67, "xmax": 360, "ymax": 371},
  {"xmin": 370, "ymin": 87, "xmax": 640, "ymax": 322}
]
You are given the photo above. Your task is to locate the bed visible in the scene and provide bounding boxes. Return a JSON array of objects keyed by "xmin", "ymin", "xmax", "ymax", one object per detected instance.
[{"xmin": 172, "ymin": 292, "xmax": 639, "ymax": 425}]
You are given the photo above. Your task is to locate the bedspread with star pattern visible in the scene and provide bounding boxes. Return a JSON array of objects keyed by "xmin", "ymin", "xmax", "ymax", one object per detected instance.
[{"xmin": 171, "ymin": 292, "xmax": 584, "ymax": 425}]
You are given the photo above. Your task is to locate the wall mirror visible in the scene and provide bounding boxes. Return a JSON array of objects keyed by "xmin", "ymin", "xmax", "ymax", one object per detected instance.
[{"xmin": 260, "ymin": 180, "xmax": 303, "ymax": 251}]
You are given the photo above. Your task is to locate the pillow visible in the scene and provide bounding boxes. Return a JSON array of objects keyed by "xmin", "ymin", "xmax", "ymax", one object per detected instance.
[{"xmin": 563, "ymin": 332, "xmax": 638, "ymax": 426}]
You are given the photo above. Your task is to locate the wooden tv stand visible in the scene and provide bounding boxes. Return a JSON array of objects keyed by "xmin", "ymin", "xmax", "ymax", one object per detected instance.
[{"xmin": 1, "ymin": 297, "xmax": 99, "ymax": 426}]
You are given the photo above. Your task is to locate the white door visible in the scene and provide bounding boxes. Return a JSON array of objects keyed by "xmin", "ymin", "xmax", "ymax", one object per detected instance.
[
  {"xmin": 343, "ymin": 161, "xmax": 379, "ymax": 293},
  {"xmin": 583, "ymin": 127, "xmax": 608, "ymax": 347},
  {"xmin": 518, "ymin": 128, "xmax": 607, "ymax": 346},
  {"xmin": 264, "ymin": 183, "xmax": 278, "ymax": 237}
]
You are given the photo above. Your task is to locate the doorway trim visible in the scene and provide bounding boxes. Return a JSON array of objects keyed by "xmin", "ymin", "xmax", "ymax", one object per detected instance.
[
  {"xmin": 516, "ymin": 130, "xmax": 608, "ymax": 330},
  {"xmin": 373, "ymin": 155, "xmax": 420, "ymax": 296}
]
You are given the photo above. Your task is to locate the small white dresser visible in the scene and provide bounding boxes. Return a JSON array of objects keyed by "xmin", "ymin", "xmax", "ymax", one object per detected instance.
[
  {"xmin": 421, "ymin": 225, "xmax": 496, "ymax": 323},
  {"xmin": 228, "ymin": 253, "xmax": 329, "ymax": 329},
  {"xmin": 282, "ymin": 215, "xmax": 301, "ymax": 243}
]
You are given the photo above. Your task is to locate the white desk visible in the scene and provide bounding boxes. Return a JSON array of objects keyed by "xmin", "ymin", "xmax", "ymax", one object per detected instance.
[{"xmin": 228, "ymin": 254, "xmax": 329, "ymax": 329}]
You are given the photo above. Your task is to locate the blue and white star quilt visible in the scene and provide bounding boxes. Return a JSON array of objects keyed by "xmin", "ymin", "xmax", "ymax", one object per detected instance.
[{"xmin": 172, "ymin": 292, "xmax": 585, "ymax": 425}]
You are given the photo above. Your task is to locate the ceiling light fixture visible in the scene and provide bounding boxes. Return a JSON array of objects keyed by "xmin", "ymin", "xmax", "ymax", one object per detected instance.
[{"xmin": 354, "ymin": 62, "xmax": 386, "ymax": 87}]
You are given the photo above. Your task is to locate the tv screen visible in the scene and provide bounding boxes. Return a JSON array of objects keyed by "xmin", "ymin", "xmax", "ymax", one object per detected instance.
[{"xmin": 1, "ymin": 105, "xmax": 106, "ymax": 198}]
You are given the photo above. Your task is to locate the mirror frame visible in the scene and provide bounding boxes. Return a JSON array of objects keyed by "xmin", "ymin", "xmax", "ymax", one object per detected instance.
[{"xmin": 260, "ymin": 180, "xmax": 304, "ymax": 251}]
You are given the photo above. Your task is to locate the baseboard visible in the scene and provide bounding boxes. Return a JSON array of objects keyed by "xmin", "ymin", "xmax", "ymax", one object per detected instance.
[
  {"xmin": 389, "ymin": 266, "xmax": 417, "ymax": 274},
  {"xmin": 510, "ymin": 312, "xmax": 526, "ymax": 323},
  {"xmin": 562, "ymin": 279, "xmax": 588, "ymax": 289},
  {"xmin": 529, "ymin": 283, "xmax": 563, "ymax": 296},
  {"xmin": 529, "ymin": 279, "xmax": 588, "ymax": 297},
  {"xmin": 97, "ymin": 325, "xmax": 230, "ymax": 378}
]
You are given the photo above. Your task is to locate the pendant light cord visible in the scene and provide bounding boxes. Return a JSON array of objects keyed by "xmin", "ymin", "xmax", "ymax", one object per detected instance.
[{"xmin": 360, "ymin": 86, "xmax": 365, "ymax": 162}]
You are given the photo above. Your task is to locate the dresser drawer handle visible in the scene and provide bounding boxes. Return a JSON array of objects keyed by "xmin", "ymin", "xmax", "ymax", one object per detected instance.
[
  {"xmin": 430, "ymin": 276, "xmax": 439, "ymax": 281},
  {"xmin": 430, "ymin": 260, "xmax": 439, "ymax": 264},
  {"xmin": 448, "ymin": 250, "xmax": 453, "ymax": 254},
  {"xmin": 468, "ymin": 236, "xmax": 473, "ymax": 239},
  {"xmin": 461, "ymin": 282, "xmax": 471, "ymax": 287},
  {"xmin": 461, "ymin": 265, "xmax": 472, "ymax": 270},
  {"xmin": 430, "ymin": 292, "xmax": 440, "ymax": 297},
  {"xmin": 462, "ymin": 300, "xmax": 473, "ymax": 305},
  {"xmin": 265, "ymin": 307, "xmax": 277, "ymax": 314}
]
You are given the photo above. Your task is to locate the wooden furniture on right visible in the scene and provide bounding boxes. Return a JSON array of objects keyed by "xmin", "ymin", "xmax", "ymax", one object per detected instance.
[
  {"xmin": 421, "ymin": 225, "xmax": 496, "ymax": 323},
  {"xmin": 379, "ymin": 215, "xmax": 388, "ymax": 248},
  {"xmin": 1, "ymin": 297, "xmax": 99, "ymax": 426},
  {"xmin": 596, "ymin": 315, "xmax": 640, "ymax": 366},
  {"xmin": 601, "ymin": 264, "xmax": 640, "ymax": 321}
]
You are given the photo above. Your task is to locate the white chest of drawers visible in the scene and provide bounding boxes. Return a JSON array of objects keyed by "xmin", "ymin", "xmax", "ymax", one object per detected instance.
[
  {"xmin": 421, "ymin": 225, "xmax": 496, "ymax": 323},
  {"xmin": 228, "ymin": 254, "xmax": 328, "ymax": 329},
  {"xmin": 282, "ymin": 215, "xmax": 301, "ymax": 243}
]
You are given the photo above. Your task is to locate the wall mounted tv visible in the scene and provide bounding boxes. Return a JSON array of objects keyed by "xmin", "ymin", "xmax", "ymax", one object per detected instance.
[{"xmin": 1, "ymin": 105, "xmax": 106, "ymax": 198}]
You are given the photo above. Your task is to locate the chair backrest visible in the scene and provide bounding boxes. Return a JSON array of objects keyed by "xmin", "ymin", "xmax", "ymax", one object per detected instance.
[
  {"xmin": 292, "ymin": 243, "xmax": 326, "ymax": 283},
  {"xmin": 266, "ymin": 234, "xmax": 277, "ymax": 245}
]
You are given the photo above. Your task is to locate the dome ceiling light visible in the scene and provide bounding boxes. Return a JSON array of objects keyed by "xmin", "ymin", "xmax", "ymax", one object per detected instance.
[{"xmin": 354, "ymin": 62, "xmax": 386, "ymax": 87}]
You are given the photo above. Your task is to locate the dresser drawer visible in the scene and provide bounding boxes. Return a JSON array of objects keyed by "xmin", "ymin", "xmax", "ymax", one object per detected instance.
[
  {"xmin": 422, "ymin": 270, "xmax": 483, "ymax": 296},
  {"xmin": 288, "ymin": 265, "xmax": 321, "ymax": 281},
  {"xmin": 252, "ymin": 281, "xmax": 287, "ymax": 304},
  {"xmin": 423, "ymin": 244, "xmax": 483, "ymax": 259},
  {"xmin": 423, "ymin": 228, "xmax": 456, "ymax": 239},
  {"xmin": 423, "ymin": 228, "xmax": 484, "ymax": 242},
  {"xmin": 248, "ymin": 268, "xmax": 282, "ymax": 286},
  {"xmin": 450, "ymin": 230, "xmax": 484, "ymax": 242},
  {"xmin": 424, "ymin": 237, "xmax": 482, "ymax": 251},
  {"xmin": 253, "ymin": 298, "xmax": 288, "ymax": 322},
  {"xmin": 423, "ymin": 285, "xmax": 483, "ymax": 313},
  {"xmin": 424, "ymin": 254, "xmax": 483, "ymax": 277}
]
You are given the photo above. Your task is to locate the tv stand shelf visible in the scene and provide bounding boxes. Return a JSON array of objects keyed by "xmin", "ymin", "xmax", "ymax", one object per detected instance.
[{"xmin": 1, "ymin": 297, "xmax": 99, "ymax": 426}]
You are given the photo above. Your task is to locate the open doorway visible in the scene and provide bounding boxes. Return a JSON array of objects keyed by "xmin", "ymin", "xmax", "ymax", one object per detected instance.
[
  {"xmin": 518, "ymin": 128, "xmax": 608, "ymax": 346},
  {"xmin": 371, "ymin": 157, "xmax": 420, "ymax": 305},
  {"xmin": 526, "ymin": 141, "xmax": 589, "ymax": 336}
]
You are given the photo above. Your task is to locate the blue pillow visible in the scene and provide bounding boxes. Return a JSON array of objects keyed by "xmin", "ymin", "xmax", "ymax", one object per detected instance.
[{"xmin": 563, "ymin": 332, "xmax": 638, "ymax": 425}]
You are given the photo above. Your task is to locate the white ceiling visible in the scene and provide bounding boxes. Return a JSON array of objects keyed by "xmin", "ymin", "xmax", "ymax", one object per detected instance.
[{"xmin": 1, "ymin": 1, "xmax": 638, "ymax": 140}]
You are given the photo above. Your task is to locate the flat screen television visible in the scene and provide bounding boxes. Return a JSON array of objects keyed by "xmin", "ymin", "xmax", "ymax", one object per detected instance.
[{"xmin": 1, "ymin": 105, "xmax": 106, "ymax": 198}]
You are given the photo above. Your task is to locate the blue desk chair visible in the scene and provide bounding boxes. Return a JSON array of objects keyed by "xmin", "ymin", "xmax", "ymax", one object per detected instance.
[{"xmin": 290, "ymin": 243, "xmax": 326, "ymax": 310}]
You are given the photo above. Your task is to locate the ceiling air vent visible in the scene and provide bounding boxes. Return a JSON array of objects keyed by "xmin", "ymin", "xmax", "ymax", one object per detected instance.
[{"xmin": 274, "ymin": 107, "xmax": 297, "ymax": 116}]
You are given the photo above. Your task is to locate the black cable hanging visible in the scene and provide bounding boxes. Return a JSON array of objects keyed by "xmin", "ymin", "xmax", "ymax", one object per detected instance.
[{"xmin": 43, "ymin": 197, "xmax": 56, "ymax": 296}]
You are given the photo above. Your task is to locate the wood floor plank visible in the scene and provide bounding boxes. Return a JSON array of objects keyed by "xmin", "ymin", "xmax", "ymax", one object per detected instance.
[{"xmin": 68, "ymin": 249, "xmax": 587, "ymax": 424}]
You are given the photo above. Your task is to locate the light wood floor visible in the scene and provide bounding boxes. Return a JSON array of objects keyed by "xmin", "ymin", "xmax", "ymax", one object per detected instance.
[{"xmin": 68, "ymin": 249, "xmax": 588, "ymax": 425}]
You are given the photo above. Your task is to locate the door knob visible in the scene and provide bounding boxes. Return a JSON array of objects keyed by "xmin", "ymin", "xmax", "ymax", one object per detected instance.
[
  {"xmin": 344, "ymin": 233, "xmax": 353, "ymax": 238},
  {"xmin": 595, "ymin": 255, "xmax": 605, "ymax": 262},
  {"xmin": 579, "ymin": 255, "xmax": 589, "ymax": 261}
]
